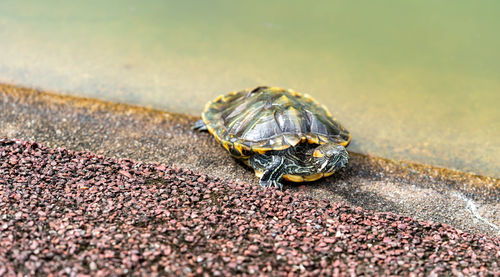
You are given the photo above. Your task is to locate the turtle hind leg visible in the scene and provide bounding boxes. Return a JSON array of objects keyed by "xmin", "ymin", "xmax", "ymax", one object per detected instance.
[
  {"xmin": 192, "ymin": 119, "xmax": 208, "ymax": 131},
  {"xmin": 256, "ymin": 155, "xmax": 285, "ymax": 190}
]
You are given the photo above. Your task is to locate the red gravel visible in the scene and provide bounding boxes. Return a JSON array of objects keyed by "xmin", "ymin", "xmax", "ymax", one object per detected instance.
[{"xmin": 1, "ymin": 139, "xmax": 499, "ymax": 276}]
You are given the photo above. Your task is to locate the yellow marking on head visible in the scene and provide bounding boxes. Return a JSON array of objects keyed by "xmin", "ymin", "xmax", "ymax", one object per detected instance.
[
  {"xmin": 254, "ymin": 170, "xmax": 264, "ymax": 178},
  {"xmin": 283, "ymin": 174, "xmax": 304, "ymax": 182},
  {"xmin": 313, "ymin": 149, "xmax": 324, "ymax": 158}
]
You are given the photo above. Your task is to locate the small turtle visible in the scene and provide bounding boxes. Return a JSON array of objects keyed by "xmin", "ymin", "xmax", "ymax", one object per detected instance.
[{"xmin": 193, "ymin": 86, "xmax": 351, "ymax": 189}]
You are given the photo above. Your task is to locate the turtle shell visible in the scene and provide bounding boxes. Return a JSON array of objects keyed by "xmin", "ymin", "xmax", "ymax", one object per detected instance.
[{"xmin": 202, "ymin": 86, "xmax": 351, "ymax": 158}]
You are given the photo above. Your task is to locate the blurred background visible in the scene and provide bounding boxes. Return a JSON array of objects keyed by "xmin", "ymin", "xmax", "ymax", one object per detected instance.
[{"xmin": 0, "ymin": 0, "xmax": 498, "ymax": 177}]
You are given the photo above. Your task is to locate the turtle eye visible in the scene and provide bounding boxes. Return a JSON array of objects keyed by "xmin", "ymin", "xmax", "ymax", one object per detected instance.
[{"xmin": 313, "ymin": 149, "xmax": 324, "ymax": 158}]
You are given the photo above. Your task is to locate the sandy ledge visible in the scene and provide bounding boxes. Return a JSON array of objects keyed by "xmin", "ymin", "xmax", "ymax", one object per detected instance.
[{"xmin": 0, "ymin": 83, "xmax": 499, "ymax": 236}]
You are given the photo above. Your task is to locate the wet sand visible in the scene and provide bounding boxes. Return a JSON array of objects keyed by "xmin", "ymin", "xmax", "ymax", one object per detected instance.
[{"xmin": 0, "ymin": 83, "xmax": 499, "ymax": 239}]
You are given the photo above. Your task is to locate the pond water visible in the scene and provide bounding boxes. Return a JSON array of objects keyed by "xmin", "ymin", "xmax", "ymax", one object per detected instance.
[{"xmin": 0, "ymin": 0, "xmax": 499, "ymax": 177}]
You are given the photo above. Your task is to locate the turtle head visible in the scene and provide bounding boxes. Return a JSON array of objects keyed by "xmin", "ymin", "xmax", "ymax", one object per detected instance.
[{"xmin": 311, "ymin": 143, "xmax": 348, "ymax": 173}]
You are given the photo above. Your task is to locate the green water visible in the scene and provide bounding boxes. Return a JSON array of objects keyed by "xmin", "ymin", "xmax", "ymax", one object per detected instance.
[{"xmin": 0, "ymin": 0, "xmax": 499, "ymax": 177}]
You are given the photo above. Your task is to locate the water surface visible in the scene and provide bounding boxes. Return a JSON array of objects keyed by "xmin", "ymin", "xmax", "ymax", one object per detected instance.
[{"xmin": 0, "ymin": 0, "xmax": 499, "ymax": 177}]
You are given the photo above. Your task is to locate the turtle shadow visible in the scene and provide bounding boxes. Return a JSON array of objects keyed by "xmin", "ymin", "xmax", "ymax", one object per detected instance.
[{"xmin": 285, "ymin": 163, "xmax": 401, "ymax": 213}]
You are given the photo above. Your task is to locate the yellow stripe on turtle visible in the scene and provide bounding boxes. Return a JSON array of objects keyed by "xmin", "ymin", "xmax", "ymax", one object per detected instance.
[
  {"xmin": 222, "ymin": 141, "xmax": 232, "ymax": 152},
  {"xmin": 252, "ymin": 147, "xmax": 273, "ymax": 154},
  {"xmin": 206, "ymin": 125, "xmax": 215, "ymax": 136},
  {"xmin": 336, "ymin": 133, "xmax": 351, "ymax": 147},
  {"xmin": 222, "ymin": 93, "xmax": 237, "ymax": 102},
  {"xmin": 233, "ymin": 143, "xmax": 247, "ymax": 156},
  {"xmin": 321, "ymin": 105, "xmax": 333, "ymax": 118},
  {"xmin": 252, "ymin": 143, "xmax": 290, "ymax": 154},
  {"xmin": 283, "ymin": 174, "xmax": 304, "ymax": 182},
  {"xmin": 324, "ymin": 172, "xmax": 334, "ymax": 177},
  {"xmin": 287, "ymin": 106, "xmax": 300, "ymax": 117},
  {"xmin": 254, "ymin": 170, "xmax": 264, "ymax": 178},
  {"xmin": 288, "ymin": 89, "xmax": 301, "ymax": 97},
  {"xmin": 303, "ymin": 173, "xmax": 325, "ymax": 182},
  {"xmin": 306, "ymin": 134, "xmax": 320, "ymax": 144},
  {"xmin": 274, "ymin": 95, "xmax": 292, "ymax": 106},
  {"xmin": 253, "ymin": 172, "xmax": 335, "ymax": 183},
  {"xmin": 198, "ymin": 86, "xmax": 351, "ymax": 184},
  {"xmin": 269, "ymin": 87, "xmax": 283, "ymax": 93},
  {"xmin": 213, "ymin": 94, "xmax": 225, "ymax": 103},
  {"xmin": 283, "ymin": 173, "xmax": 327, "ymax": 182}
]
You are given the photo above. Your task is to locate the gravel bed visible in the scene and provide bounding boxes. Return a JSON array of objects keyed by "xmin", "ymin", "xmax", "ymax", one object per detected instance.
[{"xmin": 1, "ymin": 139, "xmax": 499, "ymax": 276}]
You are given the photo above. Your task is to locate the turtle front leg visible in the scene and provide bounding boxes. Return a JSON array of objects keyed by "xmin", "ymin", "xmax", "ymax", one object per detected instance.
[{"xmin": 257, "ymin": 155, "xmax": 286, "ymax": 190}]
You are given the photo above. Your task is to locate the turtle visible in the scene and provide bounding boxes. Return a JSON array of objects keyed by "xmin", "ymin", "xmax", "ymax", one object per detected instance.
[{"xmin": 193, "ymin": 86, "xmax": 351, "ymax": 189}]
